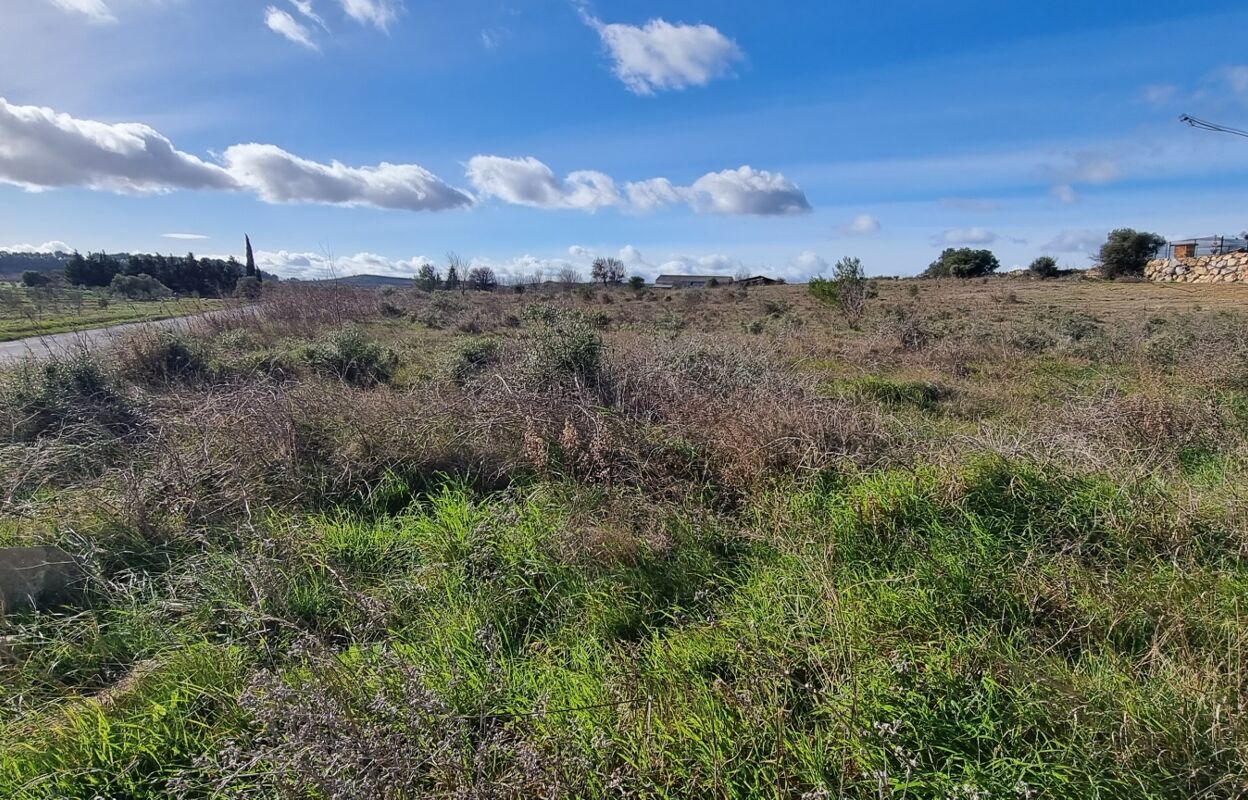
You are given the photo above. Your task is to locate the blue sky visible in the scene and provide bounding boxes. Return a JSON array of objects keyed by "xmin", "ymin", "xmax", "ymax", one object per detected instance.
[{"xmin": 3, "ymin": 0, "xmax": 1248, "ymax": 280}]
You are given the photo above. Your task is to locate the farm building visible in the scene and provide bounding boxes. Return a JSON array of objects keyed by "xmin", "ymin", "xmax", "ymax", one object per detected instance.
[{"xmin": 653, "ymin": 275, "xmax": 736, "ymax": 289}]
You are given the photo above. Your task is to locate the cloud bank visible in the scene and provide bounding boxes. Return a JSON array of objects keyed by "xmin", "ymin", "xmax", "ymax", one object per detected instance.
[
  {"xmin": 0, "ymin": 98, "xmax": 808, "ymax": 218},
  {"xmin": 468, "ymin": 156, "xmax": 810, "ymax": 216}
]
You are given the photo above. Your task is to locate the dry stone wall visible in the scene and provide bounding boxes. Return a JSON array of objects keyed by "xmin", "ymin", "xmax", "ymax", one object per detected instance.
[{"xmin": 1146, "ymin": 252, "xmax": 1248, "ymax": 284}]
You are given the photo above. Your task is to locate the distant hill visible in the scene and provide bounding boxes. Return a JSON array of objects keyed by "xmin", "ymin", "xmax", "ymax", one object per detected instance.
[
  {"xmin": 317, "ymin": 274, "xmax": 414, "ymax": 288},
  {"xmin": 0, "ymin": 251, "xmax": 72, "ymax": 278}
]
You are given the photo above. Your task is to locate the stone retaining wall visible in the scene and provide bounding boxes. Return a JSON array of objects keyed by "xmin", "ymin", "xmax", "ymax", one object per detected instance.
[{"xmin": 1146, "ymin": 251, "xmax": 1248, "ymax": 283}]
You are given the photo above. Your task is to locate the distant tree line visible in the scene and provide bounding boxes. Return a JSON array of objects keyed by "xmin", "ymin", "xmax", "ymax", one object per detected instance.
[{"xmin": 62, "ymin": 251, "xmax": 247, "ymax": 296}]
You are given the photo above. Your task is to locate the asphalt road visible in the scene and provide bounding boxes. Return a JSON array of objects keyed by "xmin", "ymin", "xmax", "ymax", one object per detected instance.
[{"xmin": 0, "ymin": 309, "xmax": 241, "ymax": 364}]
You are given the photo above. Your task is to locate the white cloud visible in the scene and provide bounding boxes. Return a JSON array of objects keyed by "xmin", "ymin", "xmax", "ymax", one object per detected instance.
[
  {"xmin": 162, "ymin": 233, "xmax": 210, "ymax": 240},
  {"xmin": 338, "ymin": 0, "xmax": 401, "ymax": 31},
  {"xmin": 266, "ymin": 7, "xmax": 319, "ymax": 50},
  {"xmin": 257, "ymin": 249, "xmax": 433, "ymax": 280},
  {"xmin": 686, "ymin": 166, "xmax": 810, "ymax": 216},
  {"xmin": 624, "ymin": 177, "xmax": 684, "ymax": 212},
  {"xmin": 480, "ymin": 28, "xmax": 509, "ymax": 50},
  {"xmin": 839, "ymin": 214, "xmax": 880, "ymax": 235},
  {"xmin": 794, "ymin": 250, "xmax": 828, "ymax": 275},
  {"xmin": 466, "ymin": 155, "xmax": 620, "ymax": 211},
  {"xmin": 1042, "ymin": 229, "xmax": 1104, "ymax": 254},
  {"xmin": 942, "ymin": 227, "xmax": 998, "ymax": 245},
  {"xmin": 580, "ymin": 10, "xmax": 743, "ymax": 94},
  {"xmin": 468, "ymin": 157, "xmax": 809, "ymax": 216},
  {"xmin": 0, "ymin": 97, "xmax": 236, "ymax": 193},
  {"xmin": 47, "ymin": 0, "xmax": 115, "ymax": 23},
  {"xmin": 224, "ymin": 143, "xmax": 473, "ymax": 212},
  {"xmin": 290, "ymin": 0, "xmax": 329, "ymax": 30},
  {"xmin": 2, "ymin": 241, "xmax": 72, "ymax": 254},
  {"xmin": 568, "ymin": 245, "xmax": 594, "ymax": 258}
]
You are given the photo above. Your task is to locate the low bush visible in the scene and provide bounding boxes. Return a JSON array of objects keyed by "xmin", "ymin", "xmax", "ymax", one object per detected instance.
[{"xmin": 302, "ymin": 326, "xmax": 397, "ymax": 387}]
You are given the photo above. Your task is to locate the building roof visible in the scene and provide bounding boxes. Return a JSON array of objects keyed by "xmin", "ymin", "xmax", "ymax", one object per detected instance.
[{"xmin": 654, "ymin": 274, "xmax": 736, "ymax": 283}]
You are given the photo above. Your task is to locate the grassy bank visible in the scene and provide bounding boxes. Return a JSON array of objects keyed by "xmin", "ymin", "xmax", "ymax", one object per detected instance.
[{"xmin": 1, "ymin": 276, "xmax": 1246, "ymax": 798}]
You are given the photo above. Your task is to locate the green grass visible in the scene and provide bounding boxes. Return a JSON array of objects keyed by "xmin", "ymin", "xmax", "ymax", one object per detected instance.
[
  {"xmin": 0, "ymin": 285, "xmax": 223, "ymax": 341},
  {"xmin": 3, "ymin": 283, "xmax": 1248, "ymax": 797},
  {"xmin": 4, "ymin": 464, "xmax": 1246, "ymax": 798}
]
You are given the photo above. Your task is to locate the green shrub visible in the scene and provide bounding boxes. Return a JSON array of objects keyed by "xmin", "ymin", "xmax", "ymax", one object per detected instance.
[
  {"xmin": 1028, "ymin": 256, "xmax": 1059, "ymax": 278},
  {"xmin": 1094, "ymin": 229, "xmax": 1166, "ymax": 279},
  {"xmin": 449, "ymin": 338, "xmax": 500, "ymax": 385},
  {"xmin": 1, "ymin": 353, "xmax": 136, "ymax": 442},
  {"xmin": 303, "ymin": 326, "xmax": 398, "ymax": 386},
  {"xmin": 521, "ymin": 308, "xmax": 604, "ymax": 386},
  {"xmin": 116, "ymin": 330, "xmax": 210, "ymax": 385}
]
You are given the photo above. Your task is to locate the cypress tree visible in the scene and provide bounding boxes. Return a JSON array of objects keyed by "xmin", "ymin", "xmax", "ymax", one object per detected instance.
[{"xmin": 244, "ymin": 235, "xmax": 259, "ymax": 281}]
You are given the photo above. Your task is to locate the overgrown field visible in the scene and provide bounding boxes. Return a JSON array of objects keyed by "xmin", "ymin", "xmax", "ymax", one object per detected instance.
[
  {"xmin": 2, "ymin": 276, "xmax": 1248, "ymax": 798},
  {"xmin": 0, "ymin": 284, "xmax": 224, "ymax": 342}
]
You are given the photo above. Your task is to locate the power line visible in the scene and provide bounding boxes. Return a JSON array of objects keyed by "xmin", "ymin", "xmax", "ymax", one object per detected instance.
[{"xmin": 1180, "ymin": 114, "xmax": 1248, "ymax": 139}]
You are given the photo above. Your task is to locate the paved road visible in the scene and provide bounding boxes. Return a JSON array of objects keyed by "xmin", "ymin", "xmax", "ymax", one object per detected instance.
[{"xmin": 0, "ymin": 309, "xmax": 243, "ymax": 364}]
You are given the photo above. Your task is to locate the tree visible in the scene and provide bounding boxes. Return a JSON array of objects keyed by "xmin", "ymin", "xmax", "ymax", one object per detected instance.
[
  {"xmin": 21, "ymin": 271, "xmax": 50, "ymax": 287},
  {"xmin": 1094, "ymin": 229, "xmax": 1166, "ymax": 279},
  {"xmin": 65, "ymin": 251, "xmax": 121, "ymax": 287},
  {"xmin": 557, "ymin": 266, "xmax": 582, "ymax": 287},
  {"xmin": 466, "ymin": 266, "xmax": 498, "ymax": 292},
  {"xmin": 445, "ymin": 252, "xmax": 465, "ymax": 293},
  {"xmin": 415, "ymin": 263, "xmax": 441, "ymax": 291},
  {"xmin": 809, "ymin": 256, "xmax": 870, "ymax": 329},
  {"xmin": 1028, "ymin": 256, "xmax": 1059, "ymax": 279},
  {"xmin": 628, "ymin": 276, "xmax": 646, "ymax": 290},
  {"xmin": 591, "ymin": 257, "xmax": 625, "ymax": 285},
  {"xmin": 244, "ymin": 235, "xmax": 259, "ymax": 281},
  {"xmin": 923, "ymin": 248, "xmax": 1000, "ymax": 278},
  {"xmin": 234, "ymin": 275, "xmax": 262, "ymax": 299}
]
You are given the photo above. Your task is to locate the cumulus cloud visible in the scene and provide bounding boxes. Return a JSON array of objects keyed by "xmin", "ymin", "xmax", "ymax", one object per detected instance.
[
  {"xmin": 266, "ymin": 7, "xmax": 319, "ymax": 49},
  {"xmin": 579, "ymin": 9, "xmax": 743, "ymax": 94},
  {"xmin": 839, "ymin": 214, "xmax": 881, "ymax": 235},
  {"xmin": 338, "ymin": 0, "xmax": 401, "ymax": 31},
  {"xmin": 224, "ymin": 143, "xmax": 474, "ymax": 212},
  {"xmin": 162, "ymin": 233, "xmax": 210, "ymax": 240},
  {"xmin": 685, "ymin": 167, "xmax": 810, "ymax": 216},
  {"xmin": 2, "ymin": 241, "xmax": 72, "ymax": 254},
  {"xmin": 942, "ymin": 227, "xmax": 997, "ymax": 245},
  {"xmin": 469, "ymin": 157, "xmax": 809, "ymax": 216},
  {"xmin": 568, "ymin": 245, "xmax": 594, "ymax": 258},
  {"xmin": 466, "ymin": 155, "xmax": 620, "ymax": 211},
  {"xmin": 0, "ymin": 98, "xmax": 236, "ymax": 193},
  {"xmin": 1042, "ymin": 229, "xmax": 1104, "ymax": 254},
  {"xmin": 47, "ymin": 0, "xmax": 115, "ymax": 23},
  {"xmin": 794, "ymin": 250, "xmax": 828, "ymax": 275},
  {"xmin": 624, "ymin": 177, "xmax": 684, "ymax": 212}
]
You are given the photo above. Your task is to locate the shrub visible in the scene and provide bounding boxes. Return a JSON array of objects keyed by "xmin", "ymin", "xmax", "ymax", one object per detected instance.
[
  {"xmin": 110, "ymin": 273, "xmax": 172, "ymax": 300},
  {"xmin": 923, "ymin": 248, "xmax": 1000, "ymax": 278},
  {"xmin": 21, "ymin": 270, "xmax": 51, "ymax": 287},
  {"xmin": 521, "ymin": 308, "xmax": 604, "ymax": 387},
  {"xmin": 1, "ymin": 353, "xmax": 136, "ymax": 442},
  {"xmin": 628, "ymin": 276, "xmax": 645, "ymax": 290},
  {"xmin": 449, "ymin": 338, "xmax": 499, "ymax": 385},
  {"xmin": 116, "ymin": 330, "xmax": 210, "ymax": 385},
  {"xmin": 303, "ymin": 326, "xmax": 398, "ymax": 386},
  {"xmin": 1094, "ymin": 229, "xmax": 1166, "ymax": 279},
  {"xmin": 1028, "ymin": 256, "xmax": 1059, "ymax": 278},
  {"xmin": 233, "ymin": 275, "xmax": 262, "ymax": 299},
  {"xmin": 809, "ymin": 256, "xmax": 871, "ymax": 329}
]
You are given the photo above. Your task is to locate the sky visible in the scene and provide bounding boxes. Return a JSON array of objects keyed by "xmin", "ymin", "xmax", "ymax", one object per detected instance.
[{"xmin": 3, "ymin": 0, "xmax": 1248, "ymax": 281}]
